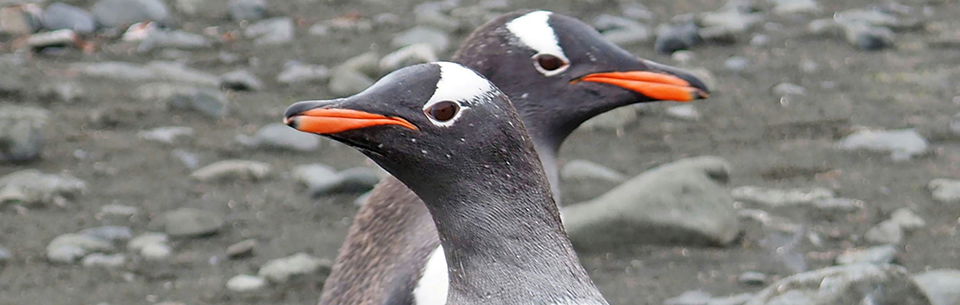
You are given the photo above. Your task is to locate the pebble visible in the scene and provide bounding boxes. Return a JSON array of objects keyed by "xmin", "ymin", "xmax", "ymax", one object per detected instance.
[
  {"xmin": 724, "ymin": 56, "xmax": 750, "ymax": 72},
  {"xmin": 864, "ymin": 220, "xmax": 904, "ymax": 244},
  {"xmin": 226, "ymin": 239, "xmax": 257, "ymax": 259},
  {"xmin": 929, "ymin": 179, "xmax": 960, "ymax": 204},
  {"xmin": 890, "ymin": 208, "xmax": 926, "ymax": 230},
  {"xmin": 136, "ymin": 83, "xmax": 230, "ymax": 119},
  {"xmin": 413, "ymin": 2, "xmax": 459, "ymax": 31},
  {"xmin": 191, "ymin": 160, "xmax": 271, "ymax": 181},
  {"xmin": 836, "ymin": 245, "xmax": 897, "ymax": 265},
  {"xmin": 771, "ymin": 0, "xmax": 820, "ymax": 15},
  {"xmin": 0, "ymin": 105, "xmax": 48, "ymax": 162},
  {"xmin": 146, "ymin": 61, "xmax": 220, "ymax": 87},
  {"xmin": 664, "ymin": 290, "xmax": 713, "ymax": 305},
  {"xmin": 293, "ymin": 163, "xmax": 338, "ymax": 188},
  {"xmin": 91, "ymin": 0, "xmax": 171, "ymax": 28},
  {"xmin": 237, "ymin": 123, "xmax": 320, "ymax": 151},
  {"xmin": 0, "ymin": 170, "xmax": 86, "ymax": 206},
  {"xmin": 141, "ymin": 243, "xmax": 173, "ymax": 260},
  {"xmin": 731, "ymin": 186, "xmax": 834, "ymax": 207},
  {"xmin": 708, "ymin": 293, "xmax": 755, "ymax": 305},
  {"xmin": 81, "ymin": 253, "xmax": 126, "ymax": 268},
  {"xmin": 226, "ymin": 274, "xmax": 267, "ymax": 292},
  {"xmin": 837, "ymin": 128, "xmax": 928, "ymax": 161},
  {"xmin": 699, "ymin": 5, "xmax": 764, "ymax": 36},
  {"xmin": 739, "ymin": 271, "xmax": 767, "ymax": 285},
  {"xmin": 745, "ymin": 264, "xmax": 929, "ymax": 305},
  {"xmin": 38, "ymin": 82, "xmax": 85, "ymax": 103},
  {"xmin": 276, "ymin": 61, "xmax": 329, "ymax": 84},
  {"xmin": 0, "ymin": 5, "xmax": 40, "ymax": 35},
  {"xmin": 229, "ymin": 0, "xmax": 267, "ymax": 21},
  {"xmin": 304, "ymin": 166, "xmax": 381, "ymax": 196},
  {"xmin": 771, "ymin": 82, "xmax": 807, "ymax": 96},
  {"xmin": 220, "ymin": 69, "xmax": 263, "ymax": 91},
  {"xmin": 80, "ymin": 226, "xmax": 133, "ymax": 243},
  {"xmin": 41, "ymin": 3, "xmax": 96, "ymax": 34},
  {"xmin": 844, "ymin": 23, "xmax": 894, "ymax": 50},
  {"xmin": 379, "ymin": 44, "xmax": 438, "ymax": 72},
  {"xmin": 655, "ymin": 22, "xmax": 701, "ymax": 54},
  {"xmin": 593, "ymin": 14, "xmax": 651, "ymax": 45},
  {"xmin": 139, "ymin": 126, "xmax": 194, "ymax": 144},
  {"xmin": 354, "ymin": 191, "xmax": 372, "ymax": 206},
  {"xmin": 913, "ymin": 269, "xmax": 960, "ymax": 305},
  {"xmin": 172, "ymin": 149, "xmax": 200, "ymax": 169},
  {"xmin": 258, "ymin": 252, "xmax": 330, "ymax": 283},
  {"xmin": 665, "ymin": 104, "xmax": 701, "ymax": 121},
  {"xmin": 99, "ymin": 204, "xmax": 140, "ymax": 217},
  {"xmin": 128, "ymin": 232, "xmax": 169, "ymax": 251},
  {"xmin": 333, "ymin": 167, "xmax": 381, "ymax": 193},
  {"xmin": 560, "ymin": 160, "xmax": 626, "ymax": 183},
  {"xmin": 245, "ymin": 17, "xmax": 294, "ymax": 45},
  {"xmin": 77, "ymin": 61, "xmax": 157, "ymax": 81},
  {"xmin": 0, "ymin": 246, "xmax": 11, "ymax": 264},
  {"xmin": 392, "ymin": 26, "xmax": 450, "ymax": 52},
  {"xmin": 47, "ymin": 233, "xmax": 114, "ymax": 263},
  {"xmin": 157, "ymin": 208, "xmax": 224, "ymax": 237},
  {"xmin": 329, "ymin": 68, "xmax": 374, "ymax": 96},
  {"xmin": 137, "ymin": 28, "xmax": 211, "ymax": 52},
  {"xmin": 749, "ymin": 34, "xmax": 770, "ymax": 46}
]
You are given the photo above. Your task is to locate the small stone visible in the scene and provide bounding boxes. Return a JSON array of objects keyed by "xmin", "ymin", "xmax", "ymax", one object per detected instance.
[
  {"xmin": 227, "ymin": 274, "xmax": 267, "ymax": 292},
  {"xmin": 229, "ymin": 0, "xmax": 267, "ymax": 21},
  {"xmin": 746, "ymin": 264, "xmax": 930, "ymax": 305},
  {"xmin": 561, "ymin": 160, "xmax": 626, "ymax": 183},
  {"xmin": 172, "ymin": 149, "xmax": 200, "ymax": 169},
  {"xmin": 750, "ymin": 34, "xmax": 770, "ymax": 46},
  {"xmin": 0, "ymin": 170, "xmax": 86, "ymax": 206},
  {"xmin": 810, "ymin": 197, "xmax": 864, "ymax": 212},
  {"xmin": 237, "ymin": 123, "xmax": 319, "ymax": 152},
  {"xmin": 277, "ymin": 61, "xmax": 329, "ymax": 84},
  {"xmin": 772, "ymin": 82, "xmax": 807, "ymax": 96},
  {"xmin": 47, "ymin": 244, "xmax": 87, "ymax": 264},
  {"xmin": 837, "ymin": 128, "xmax": 928, "ymax": 161},
  {"xmin": 913, "ymin": 269, "xmax": 960, "ymax": 305},
  {"xmin": 128, "ymin": 232, "xmax": 168, "ymax": 252},
  {"xmin": 38, "ymin": 82, "xmax": 85, "ymax": 103},
  {"xmin": 889, "ymin": 208, "xmax": 925, "ymax": 230},
  {"xmin": 99, "ymin": 204, "xmax": 139, "ymax": 217},
  {"xmin": 771, "ymin": 0, "xmax": 820, "ymax": 15},
  {"xmin": 864, "ymin": 220, "xmax": 904, "ymax": 244},
  {"xmin": 844, "ymin": 23, "xmax": 894, "ymax": 51},
  {"xmin": 379, "ymin": 44, "xmax": 438, "ymax": 72},
  {"xmin": 0, "ymin": 5, "xmax": 40, "ymax": 35},
  {"xmin": 92, "ymin": 0, "xmax": 171, "ymax": 28},
  {"xmin": 929, "ymin": 179, "xmax": 960, "ymax": 204},
  {"xmin": 354, "ymin": 191, "xmax": 372, "ymax": 206},
  {"xmin": 739, "ymin": 271, "xmax": 767, "ymax": 285},
  {"xmin": 413, "ymin": 2, "xmax": 458, "ymax": 31},
  {"xmin": 731, "ymin": 186, "xmax": 835, "ymax": 207},
  {"xmin": 339, "ymin": 52, "xmax": 380, "ymax": 76},
  {"xmin": 136, "ymin": 83, "xmax": 230, "ymax": 119},
  {"xmin": 836, "ymin": 245, "xmax": 897, "ymax": 265},
  {"xmin": 27, "ymin": 29, "xmax": 80, "ymax": 49},
  {"xmin": 245, "ymin": 17, "xmax": 294, "ymax": 45},
  {"xmin": 220, "ymin": 70, "xmax": 263, "ymax": 91},
  {"xmin": 76, "ymin": 62, "xmax": 157, "ymax": 81},
  {"xmin": 42, "ymin": 3, "xmax": 96, "ymax": 34},
  {"xmin": 0, "ymin": 105, "xmax": 48, "ymax": 162},
  {"xmin": 593, "ymin": 14, "xmax": 651, "ymax": 45},
  {"xmin": 665, "ymin": 290, "xmax": 713, "ymax": 305},
  {"xmin": 0, "ymin": 246, "xmax": 11, "ymax": 264},
  {"xmin": 146, "ymin": 61, "xmax": 220, "ymax": 87},
  {"xmin": 226, "ymin": 239, "xmax": 257, "ymax": 259},
  {"xmin": 82, "ymin": 253, "xmax": 126, "ymax": 268},
  {"xmin": 335, "ymin": 167, "xmax": 381, "ymax": 192},
  {"xmin": 258, "ymin": 252, "xmax": 330, "ymax": 283},
  {"xmin": 80, "ymin": 226, "xmax": 133, "ymax": 242},
  {"xmin": 141, "ymin": 243, "xmax": 172, "ymax": 260},
  {"xmin": 392, "ymin": 26, "xmax": 450, "ymax": 52},
  {"xmin": 708, "ymin": 293, "xmax": 755, "ymax": 305},
  {"xmin": 137, "ymin": 28, "xmax": 211, "ymax": 52},
  {"xmin": 293, "ymin": 163, "xmax": 339, "ymax": 190},
  {"xmin": 724, "ymin": 56, "xmax": 750, "ymax": 72},
  {"xmin": 47, "ymin": 233, "xmax": 114, "ymax": 263},
  {"xmin": 139, "ymin": 126, "xmax": 194, "ymax": 144},
  {"xmin": 158, "ymin": 208, "xmax": 225, "ymax": 237},
  {"xmin": 665, "ymin": 104, "xmax": 701, "ymax": 120},
  {"xmin": 655, "ymin": 22, "xmax": 702, "ymax": 54},
  {"xmin": 699, "ymin": 5, "xmax": 764, "ymax": 36},
  {"xmin": 328, "ymin": 68, "xmax": 374, "ymax": 96}
]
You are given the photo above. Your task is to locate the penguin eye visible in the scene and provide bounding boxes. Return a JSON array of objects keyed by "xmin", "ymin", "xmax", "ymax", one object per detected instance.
[
  {"xmin": 534, "ymin": 54, "xmax": 567, "ymax": 72},
  {"xmin": 425, "ymin": 101, "xmax": 460, "ymax": 122}
]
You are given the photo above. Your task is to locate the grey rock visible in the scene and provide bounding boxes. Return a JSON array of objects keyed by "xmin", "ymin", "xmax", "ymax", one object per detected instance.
[
  {"xmin": 655, "ymin": 22, "xmax": 702, "ymax": 54},
  {"xmin": 699, "ymin": 5, "xmax": 764, "ymax": 37},
  {"xmin": 949, "ymin": 113, "xmax": 960, "ymax": 136},
  {"xmin": 836, "ymin": 245, "xmax": 897, "ymax": 265},
  {"xmin": 380, "ymin": 44, "xmax": 438, "ymax": 72},
  {"xmin": 237, "ymin": 123, "xmax": 320, "ymax": 151},
  {"xmin": 99, "ymin": 204, "xmax": 139, "ymax": 217},
  {"xmin": 724, "ymin": 56, "xmax": 750, "ymax": 72},
  {"xmin": 140, "ymin": 242, "xmax": 172, "ymax": 260},
  {"xmin": 838, "ymin": 128, "xmax": 928, "ymax": 161},
  {"xmin": 229, "ymin": 0, "xmax": 266, "ymax": 21},
  {"xmin": 293, "ymin": 163, "xmax": 338, "ymax": 189},
  {"xmin": 138, "ymin": 29, "xmax": 211, "ymax": 52},
  {"xmin": 304, "ymin": 166, "xmax": 381, "ymax": 196},
  {"xmin": 810, "ymin": 197, "xmax": 864, "ymax": 212},
  {"xmin": 0, "ymin": 72, "xmax": 25, "ymax": 97},
  {"xmin": 47, "ymin": 244, "xmax": 87, "ymax": 263},
  {"xmin": 244, "ymin": 17, "xmax": 293, "ymax": 45},
  {"xmin": 913, "ymin": 269, "xmax": 960, "ymax": 305},
  {"xmin": 76, "ymin": 61, "xmax": 157, "ymax": 81},
  {"xmin": 172, "ymin": 149, "xmax": 200, "ymax": 169},
  {"xmin": 665, "ymin": 290, "xmax": 713, "ymax": 305},
  {"xmin": 91, "ymin": 0, "xmax": 170, "ymax": 28},
  {"xmin": 42, "ymin": 3, "xmax": 96, "ymax": 33},
  {"xmin": 563, "ymin": 156, "xmax": 739, "ymax": 248},
  {"xmin": 220, "ymin": 69, "xmax": 263, "ymax": 91},
  {"xmin": 226, "ymin": 239, "xmax": 256, "ymax": 259},
  {"xmin": 136, "ymin": 83, "xmax": 229, "ymax": 118},
  {"xmin": 27, "ymin": 29, "xmax": 80, "ymax": 49},
  {"xmin": 413, "ymin": 1, "xmax": 459, "ymax": 31},
  {"xmin": 0, "ymin": 246, "xmax": 11, "ymax": 264},
  {"xmin": 139, "ymin": 126, "xmax": 194, "ymax": 144},
  {"xmin": 277, "ymin": 61, "xmax": 329, "ymax": 84},
  {"xmin": 0, "ymin": 105, "xmax": 48, "ymax": 162},
  {"xmin": 731, "ymin": 186, "xmax": 834, "ymax": 207},
  {"xmin": 80, "ymin": 226, "xmax": 133, "ymax": 242},
  {"xmin": 191, "ymin": 160, "xmax": 271, "ymax": 182},
  {"xmin": 258, "ymin": 252, "xmax": 331, "ymax": 283},
  {"xmin": 665, "ymin": 104, "xmax": 701, "ymax": 120},
  {"xmin": 845, "ymin": 23, "xmax": 894, "ymax": 50},
  {"xmin": 929, "ymin": 179, "xmax": 960, "ymax": 204},
  {"xmin": 581, "ymin": 106, "xmax": 638, "ymax": 131},
  {"xmin": 772, "ymin": 82, "xmax": 807, "ymax": 96},
  {"xmin": 771, "ymin": 0, "xmax": 820, "ymax": 15},
  {"xmin": 47, "ymin": 233, "xmax": 113, "ymax": 263},
  {"xmin": 354, "ymin": 191, "xmax": 372, "ymax": 206},
  {"xmin": 146, "ymin": 61, "xmax": 220, "ymax": 87},
  {"xmin": 0, "ymin": 170, "xmax": 86, "ymax": 206},
  {"xmin": 81, "ymin": 253, "xmax": 126, "ymax": 268},
  {"xmin": 334, "ymin": 167, "xmax": 380, "ymax": 193},
  {"xmin": 127, "ymin": 232, "xmax": 168, "ymax": 251},
  {"xmin": 158, "ymin": 208, "xmax": 225, "ymax": 237},
  {"xmin": 621, "ymin": 3, "xmax": 655, "ymax": 20},
  {"xmin": 561, "ymin": 160, "xmax": 626, "ymax": 183},
  {"xmin": 38, "ymin": 82, "xmax": 84, "ymax": 103},
  {"xmin": 890, "ymin": 208, "xmax": 925, "ymax": 230},
  {"xmin": 339, "ymin": 52, "xmax": 380, "ymax": 76},
  {"xmin": 865, "ymin": 220, "xmax": 904, "ymax": 244},
  {"xmin": 708, "ymin": 293, "xmax": 755, "ymax": 305},
  {"xmin": 0, "ymin": 5, "xmax": 40, "ymax": 35},
  {"xmin": 739, "ymin": 271, "xmax": 767, "ymax": 285},
  {"xmin": 328, "ymin": 67, "xmax": 374, "ymax": 96},
  {"xmin": 745, "ymin": 264, "xmax": 931, "ymax": 305},
  {"xmin": 750, "ymin": 34, "xmax": 770, "ymax": 46},
  {"xmin": 226, "ymin": 274, "xmax": 266, "ymax": 292},
  {"xmin": 835, "ymin": 8, "xmax": 910, "ymax": 30},
  {"xmin": 392, "ymin": 26, "xmax": 450, "ymax": 52},
  {"xmin": 593, "ymin": 14, "xmax": 651, "ymax": 45}
]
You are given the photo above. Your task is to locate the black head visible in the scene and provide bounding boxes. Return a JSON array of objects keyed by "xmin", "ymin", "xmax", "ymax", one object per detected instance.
[
  {"xmin": 454, "ymin": 10, "xmax": 710, "ymax": 147},
  {"xmin": 284, "ymin": 62, "xmax": 544, "ymax": 196}
]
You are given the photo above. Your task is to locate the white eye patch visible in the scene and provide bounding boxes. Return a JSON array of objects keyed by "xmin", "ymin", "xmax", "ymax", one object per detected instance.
[
  {"xmin": 506, "ymin": 10, "xmax": 570, "ymax": 76},
  {"xmin": 423, "ymin": 62, "xmax": 497, "ymax": 127}
]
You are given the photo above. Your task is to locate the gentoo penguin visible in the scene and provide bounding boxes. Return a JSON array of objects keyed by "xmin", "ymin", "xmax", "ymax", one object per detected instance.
[
  {"xmin": 286, "ymin": 62, "xmax": 611, "ymax": 305},
  {"xmin": 311, "ymin": 10, "xmax": 709, "ymax": 305}
]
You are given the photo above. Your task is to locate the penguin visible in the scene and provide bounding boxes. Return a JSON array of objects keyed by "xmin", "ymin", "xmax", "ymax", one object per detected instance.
[
  {"xmin": 286, "ymin": 62, "xmax": 611, "ymax": 305},
  {"xmin": 309, "ymin": 10, "xmax": 709, "ymax": 305}
]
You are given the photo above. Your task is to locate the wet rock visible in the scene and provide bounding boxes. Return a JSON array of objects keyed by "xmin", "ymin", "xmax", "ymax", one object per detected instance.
[
  {"xmin": 581, "ymin": 106, "xmax": 638, "ymax": 131},
  {"xmin": 226, "ymin": 239, "xmax": 257, "ymax": 259},
  {"xmin": 913, "ymin": 269, "xmax": 960, "ymax": 305},
  {"xmin": 836, "ymin": 245, "xmax": 897, "ymax": 265},
  {"xmin": 77, "ymin": 61, "xmax": 157, "ymax": 81},
  {"xmin": 245, "ymin": 17, "xmax": 293, "ymax": 45},
  {"xmin": 42, "ymin": 3, "xmax": 96, "ymax": 34},
  {"xmin": 837, "ymin": 128, "xmax": 928, "ymax": 161},
  {"xmin": 191, "ymin": 160, "xmax": 271, "ymax": 182},
  {"xmin": 80, "ymin": 226, "xmax": 133, "ymax": 243},
  {"xmin": 47, "ymin": 233, "xmax": 113, "ymax": 263},
  {"xmin": 731, "ymin": 186, "xmax": 834, "ymax": 207},
  {"xmin": 276, "ymin": 61, "xmax": 329, "ymax": 84},
  {"xmin": 226, "ymin": 274, "xmax": 266, "ymax": 292},
  {"xmin": 563, "ymin": 156, "xmax": 739, "ymax": 248},
  {"xmin": 593, "ymin": 14, "xmax": 651, "ymax": 45},
  {"xmin": 0, "ymin": 170, "xmax": 85, "ymax": 206},
  {"xmin": 561, "ymin": 160, "xmax": 626, "ymax": 183},
  {"xmin": 655, "ymin": 22, "xmax": 701, "ymax": 54},
  {"xmin": 724, "ymin": 56, "xmax": 750, "ymax": 72},
  {"xmin": 392, "ymin": 26, "xmax": 450, "ymax": 52},
  {"xmin": 0, "ymin": 105, "xmax": 48, "ymax": 162},
  {"xmin": 38, "ymin": 82, "xmax": 84, "ymax": 103},
  {"xmin": 772, "ymin": 82, "xmax": 807, "ymax": 96},
  {"xmin": 139, "ymin": 126, "xmax": 194, "ymax": 144},
  {"xmin": 229, "ymin": 0, "xmax": 266, "ymax": 21},
  {"xmin": 158, "ymin": 208, "xmax": 225, "ymax": 237},
  {"xmin": 237, "ymin": 123, "xmax": 320, "ymax": 151},
  {"xmin": 890, "ymin": 208, "xmax": 925, "ymax": 230},
  {"xmin": 665, "ymin": 290, "xmax": 713, "ymax": 305},
  {"xmin": 136, "ymin": 83, "xmax": 229, "ymax": 118},
  {"xmin": 739, "ymin": 271, "xmax": 767, "ymax": 285},
  {"xmin": 929, "ymin": 179, "xmax": 960, "ymax": 204},
  {"xmin": 220, "ymin": 69, "xmax": 263, "ymax": 91},
  {"xmin": 745, "ymin": 264, "xmax": 930, "ymax": 305},
  {"xmin": 146, "ymin": 61, "xmax": 220, "ymax": 87},
  {"xmin": 82, "ymin": 253, "xmax": 126, "ymax": 268},
  {"xmin": 380, "ymin": 44, "xmax": 437, "ymax": 72},
  {"xmin": 329, "ymin": 68, "xmax": 374, "ymax": 96},
  {"xmin": 92, "ymin": 0, "xmax": 171, "ymax": 28},
  {"xmin": 258, "ymin": 252, "xmax": 330, "ymax": 283},
  {"xmin": 665, "ymin": 104, "xmax": 701, "ymax": 120}
]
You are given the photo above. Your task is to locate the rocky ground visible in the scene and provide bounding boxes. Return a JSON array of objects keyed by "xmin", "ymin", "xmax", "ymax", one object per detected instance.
[{"xmin": 1, "ymin": 0, "xmax": 959, "ymax": 304}]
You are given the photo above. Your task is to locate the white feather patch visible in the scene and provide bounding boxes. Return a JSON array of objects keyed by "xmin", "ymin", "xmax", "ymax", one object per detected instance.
[
  {"xmin": 423, "ymin": 62, "xmax": 495, "ymax": 127},
  {"xmin": 413, "ymin": 245, "xmax": 449, "ymax": 305},
  {"xmin": 505, "ymin": 11, "xmax": 570, "ymax": 76}
]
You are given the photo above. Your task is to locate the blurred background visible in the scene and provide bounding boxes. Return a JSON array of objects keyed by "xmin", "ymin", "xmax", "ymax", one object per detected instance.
[{"xmin": 0, "ymin": 0, "xmax": 958, "ymax": 304}]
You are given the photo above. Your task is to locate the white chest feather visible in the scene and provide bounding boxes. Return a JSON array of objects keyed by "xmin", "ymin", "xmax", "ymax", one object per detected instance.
[{"xmin": 413, "ymin": 245, "xmax": 449, "ymax": 305}]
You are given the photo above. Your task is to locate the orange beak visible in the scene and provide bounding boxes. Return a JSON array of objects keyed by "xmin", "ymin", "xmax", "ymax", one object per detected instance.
[
  {"xmin": 577, "ymin": 71, "xmax": 710, "ymax": 102},
  {"xmin": 285, "ymin": 108, "xmax": 419, "ymax": 134}
]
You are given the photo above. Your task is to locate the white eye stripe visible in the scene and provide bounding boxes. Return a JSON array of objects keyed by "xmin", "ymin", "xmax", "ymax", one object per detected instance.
[
  {"xmin": 506, "ymin": 11, "xmax": 570, "ymax": 66},
  {"xmin": 423, "ymin": 62, "xmax": 497, "ymax": 127}
]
